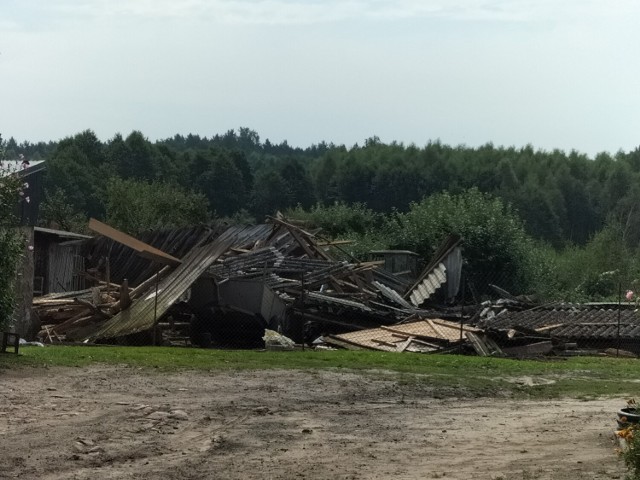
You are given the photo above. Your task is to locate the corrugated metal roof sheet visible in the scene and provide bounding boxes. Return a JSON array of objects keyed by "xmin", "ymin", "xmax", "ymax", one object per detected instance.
[{"xmin": 86, "ymin": 225, "xmax": 275, "ymax": 340}]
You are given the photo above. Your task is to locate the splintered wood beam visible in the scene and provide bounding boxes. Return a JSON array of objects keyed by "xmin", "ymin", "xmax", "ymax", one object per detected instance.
[
  {"xmin": 89, "ymin": 218, "xmax": 181, "ymax": 266},
  {"xmin": 268, "ymin": 216, "xmax": 334, "ymax": 261}
]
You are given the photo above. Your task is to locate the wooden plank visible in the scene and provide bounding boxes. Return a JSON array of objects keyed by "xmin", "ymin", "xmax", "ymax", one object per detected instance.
[
  {"xmin": 371, "ymin": 338, "xmax": 398, "ymax": 348},
  {"xmin": 75, "ymin": 298, "xmax": 99, "ymax": 313},
  {"xmin": 48, "ymin": 308, "xmax": 92, "ymax": 332},
  {"xmin": 33, "ymin": 298, "xmax": 79, "ymax": 306},
  {"xmin": 323, "ymin": 335, "xmax": 367, "ymax": 350},
  {"xmin": 91, "ymin": 287, "xmax": 101, "ymax": 307},
  {"xmin": 389, "ymin": 333, "xmax": 441, "ymax": 349},
  {"xmin": 88, "ymin": 218, "xmax": 181, "ymax": 266},
  {"xmin": 270, "ymin": 216, "xmax": 334, "ymax": 261},
  {"xmin": 430, "ymin": 318, "xmax": 481, "ymax": 333},
  {"xmin": 466, "ymin": 332, "xmax": 491, "ymax": 356},
  {"xmin": 536, "ymin": 324, "xmax": 564, "ymax": 332},
  {"xmin": 105, "ymin": 256, "xmax": 111, "ymax": 296},
  {"xmin": 380, "ymin": 325, "xmax": 451, "ymax": 345},
  {"xmin": 397, "ymin": 336, "xmax": 415, "ymax": 352},
  {"xmin": 427, "ymin": 319, "xmax": 450, "ymax": 340},
  {"xmin": 483, "ymin": 337, "xmax": 504, "ymax": 356}
]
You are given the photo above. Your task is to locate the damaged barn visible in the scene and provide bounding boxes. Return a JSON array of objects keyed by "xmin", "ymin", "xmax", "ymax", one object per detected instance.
[
  {"xmin": 27, "ymin": 215, "xmax": 640, "ymax": 359},
  {"xmin": 31, "ymin": 216, "xmax": 468, "ymax": 351}
]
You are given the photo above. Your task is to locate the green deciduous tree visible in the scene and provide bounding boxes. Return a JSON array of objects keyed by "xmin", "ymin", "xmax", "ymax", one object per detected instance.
[
  {"xmin": 196, "ymin": 153, "xmax": 247, "ymax": 216},
  {"xmin": 39, "ymin": 189, "xmax": 88, "ymax": 233},
  {"xmin": 251, "ymin": 170, "xmax": 290, "ymax": 220},
  {"xmin": 279, "ymin": 158, "xmax": 315, "ymax": 209},
  {"xmin": 105, "ymin": 178, "xmax": 210, "ymax": 235},
  {"xmin": 390, "ymin": 188, "xmax": 539, "ymax": 294}
]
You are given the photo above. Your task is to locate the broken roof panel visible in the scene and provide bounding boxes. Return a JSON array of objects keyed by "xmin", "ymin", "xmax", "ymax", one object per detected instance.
[
  {"xmin": 405, "ymin": 234, "xmax": 462, "ymax": 305},
  {"xmin": 86, "ymin": 225, "xmax": 274, "ymax": 340},
  {"xmin": 408, "ymin": 263, "xmax": 447, "ymax": 307},
  {"xmin": 83, "ymin": 224, "xmax": 276, "ymax": 287},
  {"xmin": 0, "ymin": 160, "xmax": 46, "ymax": 177},
  {"xmin": 373, "ymin": 281, "xmax": 414, "ymax": 309},
  {"xmin": 305, "ymin": 291, "xmax": 373, "ymax": 312},
  {"xmin": 484, "ymin": 307, "xmax": 640, "ymax": 340},
  {"xmin": 34, "ymin": 226, "xmax": 91, "ymax": 240},
  {"xmin": 89, "ymin": 218, "xmax": 182, "ymax": 266}
]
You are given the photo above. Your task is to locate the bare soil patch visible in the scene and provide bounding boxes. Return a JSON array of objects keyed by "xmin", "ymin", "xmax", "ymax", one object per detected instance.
[{"xmin": 0, "ymin": 365, "xmax": 625, "ymax": 479}]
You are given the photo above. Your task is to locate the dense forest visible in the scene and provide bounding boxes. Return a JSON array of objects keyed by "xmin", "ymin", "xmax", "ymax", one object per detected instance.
[{"xmin": 2, "ymin": 128, "xmax": 640, "ymax": 301}]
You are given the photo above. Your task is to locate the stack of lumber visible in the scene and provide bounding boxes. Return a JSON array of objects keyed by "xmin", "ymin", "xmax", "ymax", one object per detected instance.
[{"xmin": 34, "ymin": 272, "xmax": 168, "ymax": 342}]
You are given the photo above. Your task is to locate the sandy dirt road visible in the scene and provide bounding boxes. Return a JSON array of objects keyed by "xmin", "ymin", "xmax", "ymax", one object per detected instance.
[{"xmin": 0, "ymin": 365, "xmax": 626, "ymax": 479}]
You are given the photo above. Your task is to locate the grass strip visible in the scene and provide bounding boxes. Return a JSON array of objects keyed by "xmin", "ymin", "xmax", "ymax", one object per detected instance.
[{"xmin": 2, "ymin": 345, "xmax": 640, "ymax": 398}]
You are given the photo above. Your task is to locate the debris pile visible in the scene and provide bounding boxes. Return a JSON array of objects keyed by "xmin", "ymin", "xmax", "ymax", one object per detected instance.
[
  {"xmin": 29, "ymin": 215, "xmax": 640, "ymax": 358},
  {"xmin": 34, "ymin": 282, "xmax": 134, "ymax": 342},
  {"xmin": 324, "ymin": 317, "xmax": 480, "ymax": 353},
  {"xmin": 477, "ymin": 298, "xmax": 640, "ymax": 357}
]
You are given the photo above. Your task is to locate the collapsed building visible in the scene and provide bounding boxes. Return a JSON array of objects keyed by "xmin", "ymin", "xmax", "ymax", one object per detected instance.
[
  {"xmin": 27, "ymin": 216, "xmax": 640, "ymax": 358},
  {"xmin": 31, "ymin": 216, "xmax": 466, "ymax": 349}
]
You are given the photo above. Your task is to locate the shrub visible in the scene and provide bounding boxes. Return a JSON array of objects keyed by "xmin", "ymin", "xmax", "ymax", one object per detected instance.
[
  {"xmin": 0, "ymin": 161, "xmax": 28, "ymax": 329},
  {"xmin": 389, "ymin": 188, "xmax": 541, "ymax": 295}
]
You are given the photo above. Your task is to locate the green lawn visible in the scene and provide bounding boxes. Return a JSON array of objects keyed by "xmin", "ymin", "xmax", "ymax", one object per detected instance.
[{"xmin": 2, "ymin": 345, "xmax": 640, "ymax": 398}]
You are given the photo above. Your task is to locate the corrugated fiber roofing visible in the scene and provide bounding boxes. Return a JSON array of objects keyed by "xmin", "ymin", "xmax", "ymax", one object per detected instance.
[{"xmin": 485, "ymin": 307, "xmax": 640, "ymax": 340}]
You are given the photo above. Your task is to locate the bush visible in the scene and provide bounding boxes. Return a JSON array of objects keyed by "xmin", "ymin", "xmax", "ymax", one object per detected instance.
[
  {"xmin": 543, "ymin": 222, "xmax": 640, "ymax": 301},
  {"xmin": 389, "ymin": 188, "xmax": 541, "ymax": 295},
  {"xmin": 286, "ymin": 202, "xmax": 382, "ymax": 237},
  {"xmin": 617, "ymin": 406, "xmax": 640, "ymax": 479},
  {"xmin": 0, "ymin": 162, "xmax": 27, "ymax": 330}
]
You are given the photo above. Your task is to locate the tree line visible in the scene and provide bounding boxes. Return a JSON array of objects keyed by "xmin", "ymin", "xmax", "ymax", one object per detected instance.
[{"xmin": 3, "ymin": 128, "xmax": 640, "ymax": 301}]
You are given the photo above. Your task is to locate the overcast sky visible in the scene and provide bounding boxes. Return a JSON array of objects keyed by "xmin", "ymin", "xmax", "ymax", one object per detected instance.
[{"xmin": 1, "ymin": 0, "xmax": 638, "ymax": 156}]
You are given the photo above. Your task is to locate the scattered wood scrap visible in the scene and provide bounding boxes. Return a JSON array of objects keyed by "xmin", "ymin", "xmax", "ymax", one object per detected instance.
[
  {"xmin": 34, "ymin": 281, "xmax": 147, "ymax": 342},
  {"xmin": 324, "ymin": 318, "xmax": 481, "ymax": 354}
]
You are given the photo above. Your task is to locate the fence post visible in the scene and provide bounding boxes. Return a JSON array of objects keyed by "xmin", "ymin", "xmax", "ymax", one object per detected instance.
[
  {"xmin": 617, "ymin": 282, "xmax": 622, "ymax": 358},
  {"xmin": 459, "ymin": 273, "xmax": 465, "ymax": 345},
  {"xmin": 153, "ymin": 267, "xmax": 160, "ymax": 346},
  {"xmin": 300, "ymin": 271, "xmax": 305, "ymax": 351}
]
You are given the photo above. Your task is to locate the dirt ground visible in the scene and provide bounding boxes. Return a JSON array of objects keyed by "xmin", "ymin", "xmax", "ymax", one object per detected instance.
[{"xmin": 0, "ymin": 365, "xmax": 627, "ymax": 480}]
